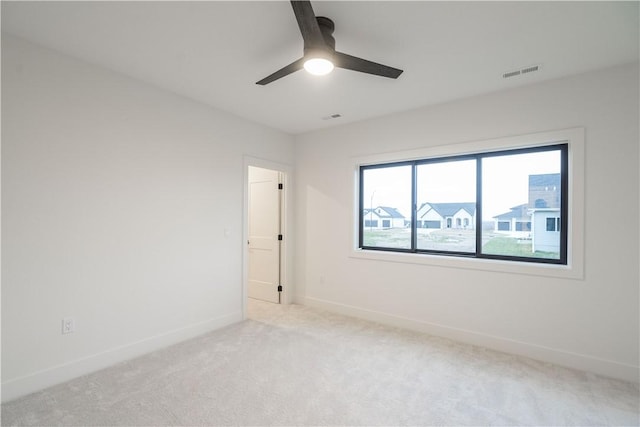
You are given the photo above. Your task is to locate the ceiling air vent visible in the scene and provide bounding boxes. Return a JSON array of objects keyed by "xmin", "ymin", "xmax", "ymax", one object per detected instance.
[
  {"xmin": 503, "ymin": 64, "xmax": 541, "ymax": 79},
  {"xmin": 521, "ymin": 65, "xmax": 540, "ymax": 74},
  {"xmin": 322, "ymin": 113, "xmax": 342, "ymax": 120},
  {"xmin": 503, "ymin": 70, "xmax": 521, "ymax": 79}
]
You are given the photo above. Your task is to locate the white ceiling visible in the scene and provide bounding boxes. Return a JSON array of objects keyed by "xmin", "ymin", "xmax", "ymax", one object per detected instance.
[{"xmin": 2, "ymin": 1, "xmax": 638, "ymax": 135}]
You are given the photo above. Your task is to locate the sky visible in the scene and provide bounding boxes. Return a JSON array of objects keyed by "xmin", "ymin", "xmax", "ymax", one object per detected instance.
[{"xmin": 362, "ymin": 150, "xmax": 560, "ymax": 221}]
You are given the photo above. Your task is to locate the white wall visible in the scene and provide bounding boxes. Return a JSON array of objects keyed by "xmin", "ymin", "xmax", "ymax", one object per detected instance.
[
  {"xmin": 1, "ymin": 35, "xmax": 294, "ymax": 401},
  {"xmin": 294, "ymin": 63, "xmax": 639, "ymax": 382}
]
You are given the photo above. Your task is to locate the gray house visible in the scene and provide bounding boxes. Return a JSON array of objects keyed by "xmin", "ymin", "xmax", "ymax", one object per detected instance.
[
  {"xmin": 493, "ymin": 204, "xmax": 531, "ymax": 232},
  {"xmin": 363, "ymin": 206, "xmax": 406, "ymax": 229},
  {"xmin": 493, "ymin": 173, "xmax": 561, "ymax": 253},
  {"xmin": 416, "ymin": 202, "xmax": 476, "ymax": 229},
  {"xmin": 529, "ymin": 173, "xmax": 561, "ymax": 209}
]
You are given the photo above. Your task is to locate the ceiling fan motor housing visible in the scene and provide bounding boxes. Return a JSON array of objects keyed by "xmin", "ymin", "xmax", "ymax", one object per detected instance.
[{"xmin": 304, "ymin": 16, "xmax": 336, "ymax": 59}]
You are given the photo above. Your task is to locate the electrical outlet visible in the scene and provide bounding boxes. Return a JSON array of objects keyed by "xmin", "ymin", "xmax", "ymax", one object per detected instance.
[{"xmin": 62, "ymin": 317, "xmax": 75, "ymax": 334}]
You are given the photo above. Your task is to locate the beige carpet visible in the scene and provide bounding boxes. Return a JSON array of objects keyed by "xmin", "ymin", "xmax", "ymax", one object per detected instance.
[{"xmin": 2, "ymin": 299, "xmax": 639, "ymax": 426}]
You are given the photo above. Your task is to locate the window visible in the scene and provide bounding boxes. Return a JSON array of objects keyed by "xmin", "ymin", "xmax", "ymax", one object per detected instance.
[
  {"xmin": 416, "ymin": 158, "xmax": 476, "ymax": 253},
  {"xmin": 359, "ymin": 144, "xmax": 568, "ymax": 264},
  {"xmin": 546, "ymin": 217, "xmax": 561, "ymax": 232},
  {"xmin": 360, "ymin": 163, "xmax": 412, "ymax": 249},
  {"xmin": 497, "ymin": 221, "xmax": 510, "ymax": 231}
]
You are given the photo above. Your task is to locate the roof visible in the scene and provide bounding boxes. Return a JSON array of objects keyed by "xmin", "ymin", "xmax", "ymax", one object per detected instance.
[
  {"xmin": 493, "ymin": 204, "xmax": 529, "ymax": 220},
  {"xmin": 363, "ymin": 206, "xmax": 406, "ymax": 219},
  {"xmin": 376, "ymin": 206, "xmax": 405, "ymax": 219},
  {"xmin": 419, "ymin": 202, "xmax": 475, "ymax": 218},
  {"xmin": 529, "ymin": 208, "xmax": 560, "ymax": 212}
]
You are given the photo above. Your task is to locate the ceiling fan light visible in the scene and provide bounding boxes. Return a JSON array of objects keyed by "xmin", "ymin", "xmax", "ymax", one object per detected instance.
[{"xmin": 304, "ymin": 57, "xmax": 334, "ymax": 76}]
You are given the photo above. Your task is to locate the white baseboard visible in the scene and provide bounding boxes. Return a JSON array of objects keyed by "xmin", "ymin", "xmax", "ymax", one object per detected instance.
[
  {"xmin": 1, "ymin": 312, "xmax": 242, "ymax": 403},
  {"xmin": 302, "ymin": 296, "xmax": 639, "ymax": 383}
]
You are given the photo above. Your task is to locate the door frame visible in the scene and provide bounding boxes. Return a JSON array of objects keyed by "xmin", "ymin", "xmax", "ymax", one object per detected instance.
[{"xmin": 242, "ymin": 156, "xmax": 293, "ymax": 319}]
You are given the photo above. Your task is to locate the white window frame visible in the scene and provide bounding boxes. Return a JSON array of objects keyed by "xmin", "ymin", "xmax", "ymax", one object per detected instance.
[{"xmin": 350, "ymin": 127, "xmax": 585, "ymax": 280}]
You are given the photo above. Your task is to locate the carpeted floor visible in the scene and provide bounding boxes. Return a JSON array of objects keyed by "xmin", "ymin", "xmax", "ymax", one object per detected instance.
[{"xmin": 2, "ymin": 299, "xmax": 639, "ymax": 426}]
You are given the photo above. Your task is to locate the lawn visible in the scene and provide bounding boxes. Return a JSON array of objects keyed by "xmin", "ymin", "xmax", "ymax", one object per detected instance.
[
  {"xmin": 481, "ymin": 235, "xmax": 559, "ymax": 259},
  {"xmin": 362, "ymin": 228, "xmax": 559, "ymax": 259},
  {"xmin": 362, "ymin": 228, "xmax": 412, "ymax": 249}
]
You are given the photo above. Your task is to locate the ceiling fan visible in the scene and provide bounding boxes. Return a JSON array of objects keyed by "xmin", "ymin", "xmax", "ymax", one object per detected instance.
[{"xmin": 256, "ymin": 0, "xmax": 404, "ymax": 85}]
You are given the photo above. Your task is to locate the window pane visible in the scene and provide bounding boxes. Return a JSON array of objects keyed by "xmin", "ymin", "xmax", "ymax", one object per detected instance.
[
  {"xmin": 416, "ymin": 159, "xmax": 476, "ymax": 253},
  {"xmin": 481, "ymin": 149, "xmax": 561, "ymax": 260},
  {"xmin": 361, "ymin": 165, "xmax": 412, "ymax": 249}
]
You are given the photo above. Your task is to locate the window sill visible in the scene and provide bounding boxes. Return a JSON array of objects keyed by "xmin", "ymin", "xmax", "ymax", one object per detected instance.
[{"xmin": 350, "ymin": 248, "xmax": 583, "ymax": 280}]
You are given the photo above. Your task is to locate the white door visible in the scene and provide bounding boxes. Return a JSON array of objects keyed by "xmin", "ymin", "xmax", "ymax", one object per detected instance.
[{"xmin": 248, "ymin": 166, "xmax": 281, "ymax": 303}]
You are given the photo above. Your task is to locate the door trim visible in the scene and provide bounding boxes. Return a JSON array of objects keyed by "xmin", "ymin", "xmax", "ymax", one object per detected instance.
[{"xmin": 242, "ymin": 156, "xmax": 293, "ymax": 319}]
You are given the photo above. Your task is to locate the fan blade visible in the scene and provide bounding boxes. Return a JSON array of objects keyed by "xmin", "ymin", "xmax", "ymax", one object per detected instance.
[
  {"xmin": 256, "ymin": 58, "xmax": 305, "ymax": 85},
  {"xmin": 290, "ymin": 0, "xmax": 325, "ymax": 48},
  {"xmin": 334, "ymin": 51, "xmax": 403, "ymax": 79}
]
